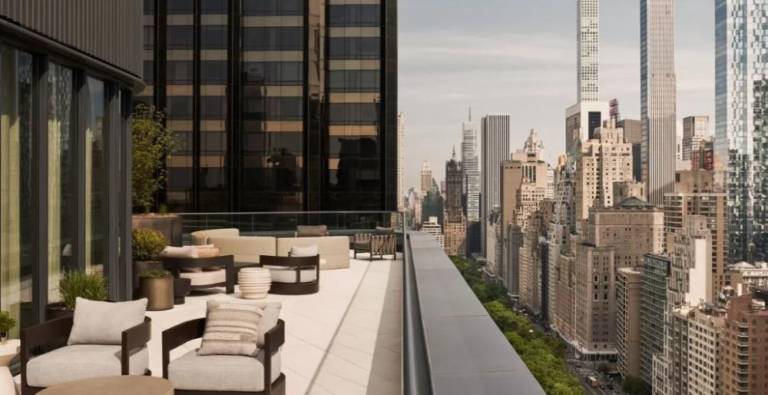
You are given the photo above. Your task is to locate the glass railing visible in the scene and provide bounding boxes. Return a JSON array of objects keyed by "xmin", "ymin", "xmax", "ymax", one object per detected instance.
[{"xmin": 174, "ymin": 211, "xmax": 406, "ymax": 241}]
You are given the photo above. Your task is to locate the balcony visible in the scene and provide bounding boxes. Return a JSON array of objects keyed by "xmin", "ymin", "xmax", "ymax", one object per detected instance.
[{"xmin": 12, "ymin": 213, "xmax": 541, "ymax": 394}]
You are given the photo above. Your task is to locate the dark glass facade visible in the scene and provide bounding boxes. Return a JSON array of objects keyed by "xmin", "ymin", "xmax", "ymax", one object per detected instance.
[
  {"xmin": 0, "ymin": 2, "xmax": 141, "ymax": 334},
  {"xmin": 139, "ymin": 0, "xmax": 398, "ymax": 212}
]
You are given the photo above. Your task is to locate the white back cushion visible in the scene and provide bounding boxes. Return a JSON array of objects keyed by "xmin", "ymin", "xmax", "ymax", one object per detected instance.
[{"xmin": 68, "ymin": 298, "xmax": 147, "ymax": 345}]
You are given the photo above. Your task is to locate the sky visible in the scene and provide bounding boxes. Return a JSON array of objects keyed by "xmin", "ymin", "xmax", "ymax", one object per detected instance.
[{"xmin": 400, "ymin": 0, "xmax": 714, "ymax": 190}]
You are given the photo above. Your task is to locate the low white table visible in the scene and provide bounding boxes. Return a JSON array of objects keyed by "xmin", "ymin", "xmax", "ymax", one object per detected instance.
[
  {"xmin": 238, "ymin": 267, "xmax": 272, "ymax": 300},
  {"xmin": 0, "ymin": 339, "xmax": 20, "ymax": 395}
]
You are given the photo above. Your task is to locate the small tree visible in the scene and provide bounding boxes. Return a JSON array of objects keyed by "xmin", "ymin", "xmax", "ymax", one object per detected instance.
[{"xmin": 132, "ymin": 103, "xmax": 175, "ymax": 213}]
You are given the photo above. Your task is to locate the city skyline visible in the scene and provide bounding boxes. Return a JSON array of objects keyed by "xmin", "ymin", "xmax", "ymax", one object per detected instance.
[{"xmin": 401, "ymin": 0, "xmax": 713, "ymax": 190}]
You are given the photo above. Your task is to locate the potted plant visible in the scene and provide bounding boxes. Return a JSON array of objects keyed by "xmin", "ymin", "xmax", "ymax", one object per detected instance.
[
  {"xmin": 131, "ymin": 104, "xmax": 182, "ymax": 244},
  {"xmin": 139, "ymin": 269, "xmax": 174, "ymax": 311},
  {"xmin": 132, "ymin": 227, "xmax": 168, "ymax": 296},
  {"xmin": 46, "ymin": 271, "xmax": 108, "ymax": 320},
  {"xmin": 0, "ymin": 311, "xmax": 16, "ymax": 344}
]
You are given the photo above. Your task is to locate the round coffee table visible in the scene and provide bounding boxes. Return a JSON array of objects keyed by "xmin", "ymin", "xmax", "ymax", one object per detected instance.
[
  {"xmin": 238, "ymin": 267, "xmax": 272, "ymax": 299},
  {"xmin": 38, "ymin": 376, "xmax": 173, "ymax": 395}
]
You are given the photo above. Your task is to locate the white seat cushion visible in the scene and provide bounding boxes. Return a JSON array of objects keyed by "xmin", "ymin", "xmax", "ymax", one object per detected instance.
[
  {"xmin": 26, "ymin": 345, "xmax": 148, "ymax": 387},
  {"xmin": 168, "ymin": 350, "xmax": 281, "ymax": 392},
  {"xmin": 180, "ymin": 269, "xmax": 226, "ymax": 286},
  {"xmin": 264, "ymin": 266, "xmax": 317, "ymax": 283}
]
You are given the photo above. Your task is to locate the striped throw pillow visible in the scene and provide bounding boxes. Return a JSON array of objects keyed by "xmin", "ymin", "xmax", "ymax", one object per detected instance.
[{"xmin": 198, "ymin": 301, "xmax": 264, "ymax": 356}]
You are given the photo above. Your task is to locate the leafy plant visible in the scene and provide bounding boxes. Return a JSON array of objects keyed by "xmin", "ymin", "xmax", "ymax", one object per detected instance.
[
  {"xmin": 0, "ymin": 311, "xmax": 16, "ymax": 334},
  {"xmin": 59, "ymin": 271, "xmax": 108, "ymax": 310},
  {"xmin": 132, "ymin": 103, "xmax": 175, "ymax": 213},
  {"xmin": 139, "ymin": 269, "xmax": 171, "ymax": 279},
  {"xmin": 132, "ymin": 228, "xmax": 168, "ymax": 261}
]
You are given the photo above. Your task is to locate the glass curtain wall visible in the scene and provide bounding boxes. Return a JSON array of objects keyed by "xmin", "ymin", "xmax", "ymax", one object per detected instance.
[
  {"xmin": 47, "ymin": 63, "xmax": 76, "ymax": 302},
  {"xmin": 85, "ymin": 77, "xmax": 107, "ymax": 275},
  {"xmin": 200, "ymin": 0, "xmax": 229, "ymax": 210},
  {"xmin": 326, "ymin": 0, "xmax": 382, "ymax": 209},
  {"xmin": 240, "ymin": 0, "xmax": 306, "ymax": 211},
  {"xmin": 0, "ymin": 46, "xmax": 34, "ymax": 336},
  {"xmin": 166, "ymin": 0, "xmax": 195, "ymax": 211}
]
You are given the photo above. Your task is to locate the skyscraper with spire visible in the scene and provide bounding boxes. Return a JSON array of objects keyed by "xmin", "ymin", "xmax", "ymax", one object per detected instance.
[{"xmin": 462, "ymin": 109, "xmax": 481, "ymax": 222}]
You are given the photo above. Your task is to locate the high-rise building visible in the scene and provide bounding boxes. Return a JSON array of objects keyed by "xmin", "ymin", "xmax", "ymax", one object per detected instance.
[
  {"xmin": 715, "ymin": 0, "xmax": 768, "ymax": 262},
  {"xmin": 618, "ymin": 119, "xmax": 643, "ymax": 182},
  {"xmin": 444, "ymin": 150, "xmax": 466, "ymax": 256},
  {"xmin": 578, "ymin": 0, "xmax": 599, "ymax": 102},
  {"xmin": 462, "ymin": 109, "xmax": 481, "ymax": 222},
  {"xmin": 421, "ymin": 216, "xmax": 444, "ymax": 248},
  {"xmin": 662, "ymin": 305, "xmax": 725, "ymax": 395},
  {"xmin": 682, "ymin": 116, "xmax": 709, "ymax": 162},
  {"xmin": 665, "ymin": 170, "xmax": 728, "ymax": 300},
  {"xmin": 720, "ymin": 291, "xmax": 768, "ymax": 395},
  {"xmin": 641, "ymin": 0, "xmax": 677, "ymax": 205},
  {"xmin": 727, "ymin": 262, "xmax": 768, "ymax": 294},
  {"xmin": 398, "ymin": 113, "xmax": 405, "ymax": 212},
  {"xmin": 692, "ymin": 137, "xmax": 715, "ymax": 171},
  {"xmin": 574, "ymin": 119, "xmax": 634, "ymax": 220},
  {"xmin": 140, "ymin": 0, "xmax": 398, "ymax": 212},
  {"xmin": 481, "ymin": 114, "xmax": 510, "ymax": 256},
  {"xmin": 640, "ymin": 254, "xmax": 671, "ymax": 385},
  {"xmin": 420, "ymin": 161, "xmax": 432, "ymax": 195},
  {"xmin": 565, "ymin": 101, "xmax": 610, "ymax": 158},
  {"xmin": 571, "ymin": 198, "xmax": 664, "ymax": 360},
  {"xmin": 616, "ymin": 267, "xmax": 643, "ymax": 379}
]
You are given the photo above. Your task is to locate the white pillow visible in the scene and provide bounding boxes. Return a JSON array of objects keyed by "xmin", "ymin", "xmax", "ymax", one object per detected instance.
[
  {"xmin": 68, "ymin": 298, "xmax": 147, "ymax": 345},
  {"xmin": 289, "ymin": 245, "xmax": 319, "ymax": 257},
  {"xmin": 161, "ymin": 246, "xmax": 199, "ymax": 259}
]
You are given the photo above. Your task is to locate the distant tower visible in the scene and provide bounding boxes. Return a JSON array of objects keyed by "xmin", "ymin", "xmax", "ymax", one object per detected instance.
[
  {"xmin": 641, "ymin": 0, "xmax": 677, "ymax": 205},
  {"xmin": 461, "ymin": 109, "xmax": 481, "ymax": 222},
  {"xmin": 420, "ymin": 161, "xmax": 432, "ymax": 195},
  {"xmin": 578, "ymin": 0, "xmax": 600, "ymax": 102},
  {"xmin": 481, "ymin": 115, "xmax": 511, "ymax": 256}
]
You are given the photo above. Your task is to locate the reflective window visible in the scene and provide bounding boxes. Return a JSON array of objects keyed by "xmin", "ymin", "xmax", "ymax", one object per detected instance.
[
  {"xmin": 167, "ymin": 61, "xmax": 193, "ymax": 84},
  {"xmin": 0, "ymin": 47, "xmax": 34, "ymax": 336},
  {"xmin": 144, "ymin": 61, "xmax": 154, "ymax": 82},
  {"xmin": 84, "ymin": 77, "xmax": 107, "ymax": 275},
  {"xmin": 242, "ymin": 0, "xmax": 303, "ymax": 16},
  {"xmin": 329, "ymin": 70, "xmax": 380, "ymax": 92},
  {"xmin": 201, "ymin": 0, "xmax": 227, "ymax": 14},
  {"xmin": 329, "ymin": 38, "xmax": 380, "ymax": 59},
  {"xmin": 167, "ymin": 26, "xmax": 194, "ymax": 49},
  {"xmin": 243, "ymin": 97, "xmax": 303, "ymax": 120},
  {"xmin": 167, "ymin": 96, "xmax": 193, "ymax": 119},
  {"xmin": 243, "ymin": 62, "xmax": 303, "ymax": 85},
  {"xmin": 329, "ymin": 103, "xmax": 379, "ymax": 124},
  {"xmin": 243, "ymin": 27, "xmax": 303, "ymax": 51},
  {"xmin": 201, "ymin": 96, "xmax": 226, "ymax": 119},
  {"xmin": 144, "ymin": 0, "xmax": 155, "ymax": 14},
  {"xmin": 167, "ymin": 0, "xmax": 193, "ymax": 14},
  {"xmin": 47, "ymin": 63, "xmax": 76, "ymax": 303},
  {"xmin": 329, "ymin": 5, "xmax": 380, "ymax": 27},
  {"xmin": 143, "ymin": 26, "xmax": 155, "ymax": 49},
  {"xmin": 202, "ymin": 26, "xmax": 227, "ymax": 49},
  {"xmin": 201, "ymin": 61, "xmax": 227, "ymax": 83}
]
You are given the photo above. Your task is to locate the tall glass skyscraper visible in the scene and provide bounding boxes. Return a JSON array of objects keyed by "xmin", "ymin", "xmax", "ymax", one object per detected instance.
[
  {"xmin": 139, "ymin": 0, "xmax": 398, "ymax": 212},
  {"xmin": 461, "ymin": 110, "xmax": 480, "ymax": 222},
  {"xmin": 640, "ymin": 0, "xmax": 677, "ymax": 206},
  {"xmin": 715, "ymin": 0, "xmax": 768, "ymax": 262},
  {"xmin": 480, "ymin": 114, "xmax": 510, "ymax": 255}
]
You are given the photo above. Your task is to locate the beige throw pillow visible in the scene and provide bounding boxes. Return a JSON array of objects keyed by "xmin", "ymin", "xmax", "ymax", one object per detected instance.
[
  {"xmin": 198, "ymin": 301, "xmax": 263, "ymax": 356},
  {"xmin": 161, "ymin": 246, "xmax": 199, "ymax": 259},
  {"xmin": 68, "ymin": 298, "xmax": 147, "ymax": 345}
]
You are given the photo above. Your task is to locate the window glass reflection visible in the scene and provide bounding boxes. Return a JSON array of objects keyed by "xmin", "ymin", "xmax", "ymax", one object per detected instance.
[
  {"xmin": 167, "ymin": 0, "xmax": 193, "ymax": 14},
  {"xmin": 243, "ymin": 62, "xmax": 303, "ymax": 85},
  {"xmin": 328, "ymin": 5, "xmax": 380, "ymax": 27},
  {"xmin": 47, "ymin": 63, "xmax": 76, "ymax": 303},
  {"xmin": 329, "ymin": 103, "xmax": 379, "ymax": 124},
  {"xmin": 242, "ymin": 0, "xmax": 303, "ymax": 16},
  {"xmin": 84, "ymin": 77, "xmax": 107, "ymax": 276},
  {"xmin": 243, "ymin": 27, "xmax": 303, "ymax": 51},
  {"xmin": 329, "ymin": 70, "xmax": 380, "ymax": 92},
  {"xmin": 167, "ymin": 26, "xmax": 194, "ymax": 49},
  {"xmin": 201, "ymin": 61, "xmax": 227, "ymax": 83}
]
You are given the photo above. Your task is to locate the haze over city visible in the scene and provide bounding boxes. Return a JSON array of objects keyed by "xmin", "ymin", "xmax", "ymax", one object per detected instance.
[{"xmin": 402, "ymin": 0, "xmax": 713, "ymax": 188}]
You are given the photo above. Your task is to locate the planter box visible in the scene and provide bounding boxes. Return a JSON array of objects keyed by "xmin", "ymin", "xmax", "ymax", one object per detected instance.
[
  {"xmin": 141, "ymin": 276, "xmax": 174, "ymax": 311},
  {"xmin": 132, "ymin": 214, "xmax": 182, "ymax": 246}
]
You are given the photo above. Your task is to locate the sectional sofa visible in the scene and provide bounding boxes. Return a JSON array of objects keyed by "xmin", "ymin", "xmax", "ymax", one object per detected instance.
[{"xmin": 190, "ymin": 228, "xmax": 350, "ymax": 270}]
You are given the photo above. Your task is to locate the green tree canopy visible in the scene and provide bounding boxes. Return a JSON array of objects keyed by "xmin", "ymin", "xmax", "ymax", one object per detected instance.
[{"xmin": 132, "ymin": 104, "xmax": 175, "ymax": 213}]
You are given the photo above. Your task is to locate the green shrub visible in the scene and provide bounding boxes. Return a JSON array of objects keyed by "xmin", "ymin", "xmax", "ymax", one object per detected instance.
[
  {"xmin": 60, "ymin": 271, "xmax": 108, "ymax": 310},
  {"xmin": 132, "ymin": 228, "xmax": 168, "ymax": 261},
  {"xmin": 139, "ymin": 269, "xmax": 171, "ymax": 279},
  {"xmin": 0, "ymin": 311, "xmax": 16, "ymax": 333},
  {"xmin": 132, "ymin": 104, "xmax": 175, "ymax": 213}
]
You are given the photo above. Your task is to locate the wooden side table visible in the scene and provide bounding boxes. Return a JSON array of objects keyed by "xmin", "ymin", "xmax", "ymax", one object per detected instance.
[
  {"xmin": 0, "ymin": 339, "xmax": 20, "ymax": 395},
  {"xmin": 38, "ymin": 376, "xmax": 173, "ymax": 395}
]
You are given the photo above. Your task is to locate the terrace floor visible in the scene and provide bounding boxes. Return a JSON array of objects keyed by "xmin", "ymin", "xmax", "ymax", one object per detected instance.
[{"xmin": 146, "ymin": 255, "xmax": 402, "ymax": 395}]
